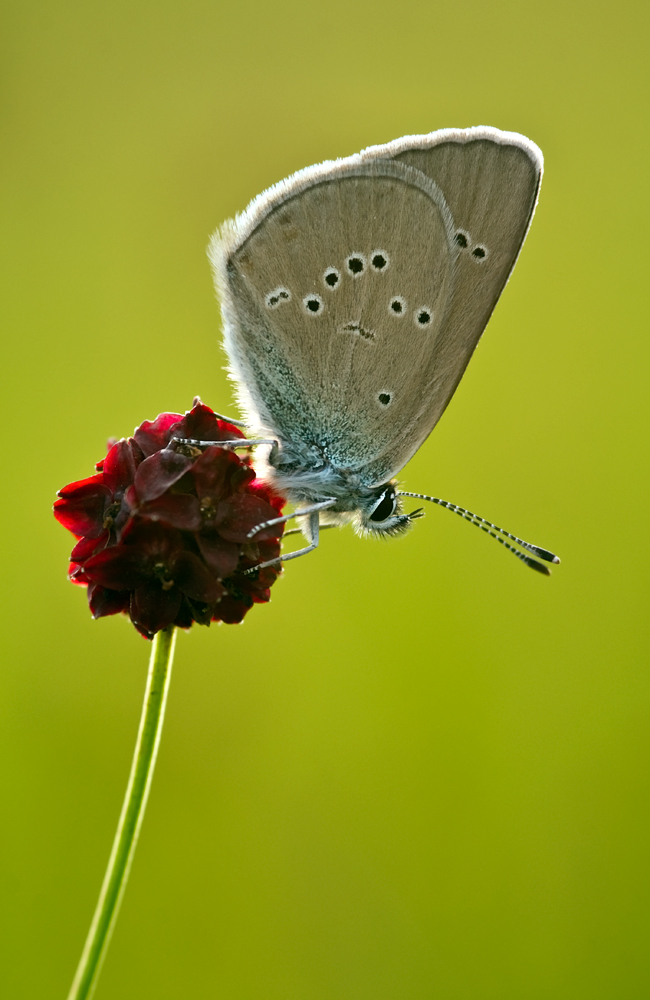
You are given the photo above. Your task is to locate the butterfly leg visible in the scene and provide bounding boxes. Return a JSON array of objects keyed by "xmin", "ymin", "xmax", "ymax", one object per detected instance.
[
  {"xmin": 243, "ymin": 503, "xmax": 336, "ymax": 574},
  {"xmin": 190, "ymin": 397, "xmax": 248, "ymax": 427},
  {"xmin": 210, "ymin": 411, "xmax": 248, "ymax": 427},
  {"xmin": 282, "ymin": 523, "xmax": 336, "ymax": 538},
  {"xmin": 171, "ymin": 436, "xmax": 277, "ymax": 449},
  {"xmin": 247, "ymin": 510, "xmax": 322, "ymax": 572},
  {"xmin": 279, "ymin": 509, "xmax": 321, "ymax": 564},
  {"xmin": 246, "ymin": 499, "xmax": 336, "ymax": 541}
]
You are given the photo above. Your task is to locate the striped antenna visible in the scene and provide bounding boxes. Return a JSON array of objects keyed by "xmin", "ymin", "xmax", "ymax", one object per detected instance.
[{"xmin": 397, "ymin": 492, "xmax": 560, "ymax": 575}]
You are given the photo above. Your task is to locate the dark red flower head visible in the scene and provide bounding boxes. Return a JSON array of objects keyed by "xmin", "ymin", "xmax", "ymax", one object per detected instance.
[{"xmin": 54, "ymin": 400, "xmax": 286, "ymax": 638}]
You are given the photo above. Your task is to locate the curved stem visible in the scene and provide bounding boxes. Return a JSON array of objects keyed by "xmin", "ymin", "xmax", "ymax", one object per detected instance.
[{"xmin": 67, "ymin": 626, "xmax": 177, "ymax": 1000}]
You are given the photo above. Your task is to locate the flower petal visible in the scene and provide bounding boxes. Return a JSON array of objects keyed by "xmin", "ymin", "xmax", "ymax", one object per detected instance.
[
  {"xmin": 195, "ymin": 530, "xmax": 240, "ymax": 578},
  {"xmin": 102, "ymin": 438, "xmax": 139, "ymax": 494},
  {"xmin": 248, "ymin": 478, "xmax": 286, "ymax": 513},
  {"xmin": 88, "ymin": 584, "xmax": 130, "ymax": 619},
  {"xmin": 120, "ymin": 519, "xmax": 186, "ymax": 557},
  {"xmin": 244, "ymin": 568, "xmax": 279, "ymax": 598},
  {"xmin": 69, "ymin": 562, "xmax": 91, "ymax": 584},
  {"xmin": 56, "ymin": 473, "xmax": 105, "ymax": 499},
  {"xmin": 53, "ymin": 481, "xmax": 112, "ymax": 538},
  {"xmin": 257, "ymin": 538, "xmax": 283, "ymax": 564},
  {"xmin": 83, "ymin": 546, "xmax": 150, "ymax": 591},
  {"xmin": 134, "ymin": 449, "xmax": 193, "ymax": 503},
  {"xmin": 175, "ymin": 401, "xmax": 246, "ymax": 446},
  {"xmin": 213, "ymin": 592, "xmax": 253, "ymax": 624},
  {"xmin": 130, "ymin": 583, "xmax": 182, "ymax": 635},
  {"xmin": 137, "ymin": 493, "xmax": 202, "ymax": 531},
  {"xmin": 133, "ymin": 412, "xmax": 183, "ymax": 456},
  {"xmin": 70, "ymin": 532, "xmax": 109, "ymax": 562},
  {"xmin": 120, "ymin": 519, "xmax": 186, "ymax": 559},
  {"xmin": 214, "ymin": 493, "xmax": 283, "ymax": 543},
  {"xmin": 172, "ymin": 550, "xmax": 224, "ymax": 603},
  {"xmin": 173, "ymin": 598, "xmax": 195, "ymax": 630},
  {"xmin": 191, "ymin": 446, "xmax": 249, "ymax": 503}
]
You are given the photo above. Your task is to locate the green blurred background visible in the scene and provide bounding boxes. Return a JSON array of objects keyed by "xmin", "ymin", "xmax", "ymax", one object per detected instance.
[{"xmin": 2, "ymin": 1, "xmax": 649, "ymax": 996}]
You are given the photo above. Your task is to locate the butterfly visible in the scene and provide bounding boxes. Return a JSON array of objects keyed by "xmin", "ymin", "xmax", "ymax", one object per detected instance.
[{"xmin": 189, "ymin": 127, "xmax": 559, "ymax": 574}]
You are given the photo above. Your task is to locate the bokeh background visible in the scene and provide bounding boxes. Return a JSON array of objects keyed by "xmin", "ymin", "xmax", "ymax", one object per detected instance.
[{"xmin": 2, "ymin": 1, "xmax": 649, "ymax": 997}]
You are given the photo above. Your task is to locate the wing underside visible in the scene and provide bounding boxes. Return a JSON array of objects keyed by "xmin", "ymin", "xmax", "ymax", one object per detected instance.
[{"xmin": 210, "ymin": 127, "xmax": 542, "ymax": 485}]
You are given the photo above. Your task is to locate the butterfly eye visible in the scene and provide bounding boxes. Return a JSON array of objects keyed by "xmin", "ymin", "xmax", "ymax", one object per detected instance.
[
  {"xmin": 346, "ymin": 253, "xmax": 366, "ymax": 277},
  {"xmin": 323, "ymin": 267, "xmax": 340, "ymax": 289},
  {"xmin": 369, "ymin": 487, "xmax": 397, "ymax": 522},
  {"xmin": 414, "ymin": 307, "xmax": 433, "ymax": 328},
  {"xmin": 303, "ymin": 293, "xmax": 324, "ymax": 315},
  {"xmin": 389, "ymin": 296, "xmax": 407, "ymax": 316},
  {"xmin": 370, "ymin": 250, "xmax": 389, "ymax": 271},
  {"xmin": 472, "ymin": 245, "xmax": 488, "ymax": 261}
]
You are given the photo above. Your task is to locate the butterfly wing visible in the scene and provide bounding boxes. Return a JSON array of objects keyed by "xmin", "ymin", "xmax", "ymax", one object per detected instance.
[
  {"xmin": 360, "ymin": 126, "xmax": 543, "ymax": 480},
  {"xmin": 210, "ymin": 127, "xmax": 542, "ymax": 486}
]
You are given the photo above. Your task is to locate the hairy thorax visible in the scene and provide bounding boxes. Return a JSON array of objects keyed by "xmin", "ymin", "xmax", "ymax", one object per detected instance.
[{"xmin": 257, "ymin": 437, "xmax": 378, "ymax": 514}]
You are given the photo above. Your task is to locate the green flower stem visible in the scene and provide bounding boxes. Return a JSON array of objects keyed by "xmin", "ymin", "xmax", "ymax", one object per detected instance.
[{"xmin": 67, "ymin": 625, "xmax": 177, "ymax": 1000}]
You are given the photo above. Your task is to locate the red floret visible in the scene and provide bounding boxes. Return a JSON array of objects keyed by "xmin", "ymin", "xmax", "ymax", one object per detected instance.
[{"xmin": 54, "ymin": 400, "xmax": 285, "ymax": 638}]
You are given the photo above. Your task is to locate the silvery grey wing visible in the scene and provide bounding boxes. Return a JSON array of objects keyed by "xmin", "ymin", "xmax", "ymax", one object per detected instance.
[
  {"xmin": 357, "ymin": 126, "xmax": 543, "ymax": 481},
  {"xmin": 209, "ymin": 157, "xmax": 458, "ymax": 478},
  {"xmin": 209, "ymin": 127, "xmax": 541, "ymax": 486}
]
